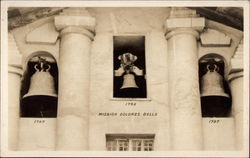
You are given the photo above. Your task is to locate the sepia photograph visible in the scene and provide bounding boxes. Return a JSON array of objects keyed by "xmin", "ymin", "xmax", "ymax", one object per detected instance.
[{"xmin": 1, "ymin": 0, "xmax": 249, "ymax": 157}]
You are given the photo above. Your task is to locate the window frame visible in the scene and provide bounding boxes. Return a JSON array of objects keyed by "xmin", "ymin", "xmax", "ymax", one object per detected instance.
[
  {"xmin": 111, "ymin": 33, "xmax": 151, "ymax": 101},
  {"xmin": 106, "ymin": 134, "xmax": 155, "ymax": 151}
]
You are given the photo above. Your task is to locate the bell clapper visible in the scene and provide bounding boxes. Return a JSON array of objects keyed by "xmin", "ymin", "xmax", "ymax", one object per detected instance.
[{"xmin": 40, "ymin": 111, "xmax": 44, "ymax": 117}]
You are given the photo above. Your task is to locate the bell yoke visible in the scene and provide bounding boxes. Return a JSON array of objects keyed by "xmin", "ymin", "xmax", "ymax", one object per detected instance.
[{"xmin": 114, "ymin": 52, "xmax": 143, "ymax": 89}]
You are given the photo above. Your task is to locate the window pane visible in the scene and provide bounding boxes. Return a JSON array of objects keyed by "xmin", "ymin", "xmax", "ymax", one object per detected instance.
[
  {"xmin": 118, "ymin": 139, "xmax": 129, "ymax": 151},
  {"xmin": 132, "ymin": 140, "xmax": 142, "ymax": 151},
  {"xmin": 143, "ymin": 140, "xmax": 154, "ymax": 151},
  {"xmin": 106, "ymin": 140, "xmax": 117, "ymax": 151}
]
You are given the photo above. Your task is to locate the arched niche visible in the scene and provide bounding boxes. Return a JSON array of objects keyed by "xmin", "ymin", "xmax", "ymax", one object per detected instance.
[
  {"xmin": 20, "ymin": 51, "xmax": 58, "ymax": 118},
  {"xmin": 199, "ymin": 53, "xmax": 232, "ymax": 117}
]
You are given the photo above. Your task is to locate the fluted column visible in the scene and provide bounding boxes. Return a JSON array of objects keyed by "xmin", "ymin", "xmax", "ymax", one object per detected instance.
[
  {"xmin": 54, "ymin": 8, "xmax": 96, "ymax": 150},
  {"xmin": 164, "ymin": 8, "xmax": 205, "ymax": 150},
  {"xmin": 8, "ymin": 33, "xmax": 23, "ymax": 150},
  {"xmin": 227, "ymin": 40, "xmax": 244, "ymax": 150}
]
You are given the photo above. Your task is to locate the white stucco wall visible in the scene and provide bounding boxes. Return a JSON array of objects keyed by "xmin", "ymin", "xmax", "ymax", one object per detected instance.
[{"xmin": 88, "ymin": 7, "xmax": 171, "ymax": 150}]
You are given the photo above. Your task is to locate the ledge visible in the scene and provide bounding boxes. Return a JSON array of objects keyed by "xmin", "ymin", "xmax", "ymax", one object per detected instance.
[{"xmin": 110, "ymin": 98, "xmax": 152, "ymax": 101}]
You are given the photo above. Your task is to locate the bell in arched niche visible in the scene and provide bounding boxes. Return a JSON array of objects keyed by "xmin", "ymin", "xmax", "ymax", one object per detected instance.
[
  {"xmin": 20, "ymin": 56, "xmax": 58, "ymax": 118},
  {"xmin": 199, "ymin": 55, "xmax": 231, "ymax": 117}
]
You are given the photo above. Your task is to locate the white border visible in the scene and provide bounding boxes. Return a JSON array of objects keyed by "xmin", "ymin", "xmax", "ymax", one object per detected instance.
[{"xmin": 1, "ymin": 0, "xmax": 249, "ymax": 157}]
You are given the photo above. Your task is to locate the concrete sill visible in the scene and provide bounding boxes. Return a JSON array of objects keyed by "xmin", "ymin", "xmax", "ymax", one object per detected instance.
[{"xmin": 110, "ymin": 98, "xmax": 152, "ymax": 101}]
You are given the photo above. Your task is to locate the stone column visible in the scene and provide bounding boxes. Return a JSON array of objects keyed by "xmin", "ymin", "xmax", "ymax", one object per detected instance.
[
  {"xmin": 8, "ymin": 33, "xmax": 23, "ymax": 150},
  {"xmin": 54, "ymin": 8, "xmax": 96, "ymax": 150},
  {"xmin": 227, "ymin": 41, "xmax": 244, "ymax": 150},
  {"xmin": 164, "ymin": 8, "xmax": 205, "ymax": 150}
]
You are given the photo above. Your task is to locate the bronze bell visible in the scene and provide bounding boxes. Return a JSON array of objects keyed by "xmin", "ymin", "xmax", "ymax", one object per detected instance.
[
  {"xmin": 21, "ymin": 57, "xmax": 58, "ymax": 118},
  {"xmin": 120, "ymin": 73, "xmax": 138, "ymax": 89},
  {"xmin": 23, "ymin": 61, "xmax": 57, "ymax": 98},
  {"xmin": 115, "ymin": 52, "xmax": 141, "ymax": 89},
  {"xmin": 201, "ymin": 64, "xmax": 229, "ymax": 98}
]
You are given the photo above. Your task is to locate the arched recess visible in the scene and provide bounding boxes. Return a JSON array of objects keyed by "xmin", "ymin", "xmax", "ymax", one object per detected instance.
[
  {"xmin": 199, "ymin": 53, "xmax": 232, "ymax": 117},
  {"xmin": 20, "ymin": 51, "xmax": 58, "ymax": 117}
]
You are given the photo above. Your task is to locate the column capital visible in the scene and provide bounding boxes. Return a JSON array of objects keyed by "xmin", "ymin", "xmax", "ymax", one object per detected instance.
[
  {"xmin": 227, "ymin": 40, "xmax": 243, "ymax": 82},
  {"xmin": 230, "ymin": 40, "xmax": 243, "ymax": 71},
  {"xmin": 54, "ymin": 8, "xmax": 96, "ymax": 39},
  {"xmin": 164, "ymin": 7, "xmax": 205, "ymax": 38},
  {"xmin": 228, "ymin": 71, "xmax": 243, "ymax": 83},
  {"xmin": 60, "ymin": 26, "xmax": 95, "ymax": 40},
  {"xmin": 165, "ymin": 28, "xmax": 200, "ymax": 40},
  {"xmin": 8, "ymin": 65, "xmax": 23, "ymax": 76}
]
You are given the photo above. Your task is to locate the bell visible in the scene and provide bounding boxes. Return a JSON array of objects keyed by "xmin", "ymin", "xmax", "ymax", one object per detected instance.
[
  {"xmin": 201, "ymin": 64, "xmax": 229, "ymax": 98},
  {"xmin": 21, "ymin": 58, "xmax": 58, "ymax": 118},
  {"xmin": 23, "ymin": 63, "xmax": 57, "ymax": 98},
  {"xmin": 120, "ymin": 73, "xmax": 138, "ymax": 89}
]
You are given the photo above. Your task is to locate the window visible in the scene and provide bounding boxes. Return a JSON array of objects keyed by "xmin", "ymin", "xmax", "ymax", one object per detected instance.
[
  {"xmin": 113, "ymin": 36, "xmax": 147, "ymax": 98},
  {"xmin": 106, "ymin": 134, "xmax": 154, "ymax": 151},
  {"xmin": 132, "ymin": 140, "xmax": 142, "ymax": 151},
  {"xmin": 107, "ymin": 139, "xmax": 129, "ymax": 151},
  {"xmin": 142, "ymin": 139, "xmax": 154, "ymax": 151},
  {"xmin": 132, "ymin": 139, "xmax": 154, "ymax": 151}
]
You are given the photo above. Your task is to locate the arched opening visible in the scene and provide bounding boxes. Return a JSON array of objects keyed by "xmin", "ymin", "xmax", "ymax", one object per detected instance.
[
  {"xmin": 20, "ymin": 52, "xmax": 58, "ymax": 117},
  {"xmin": 199, "ymin": 53, "xmax": 232, "ymax": 117}
]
